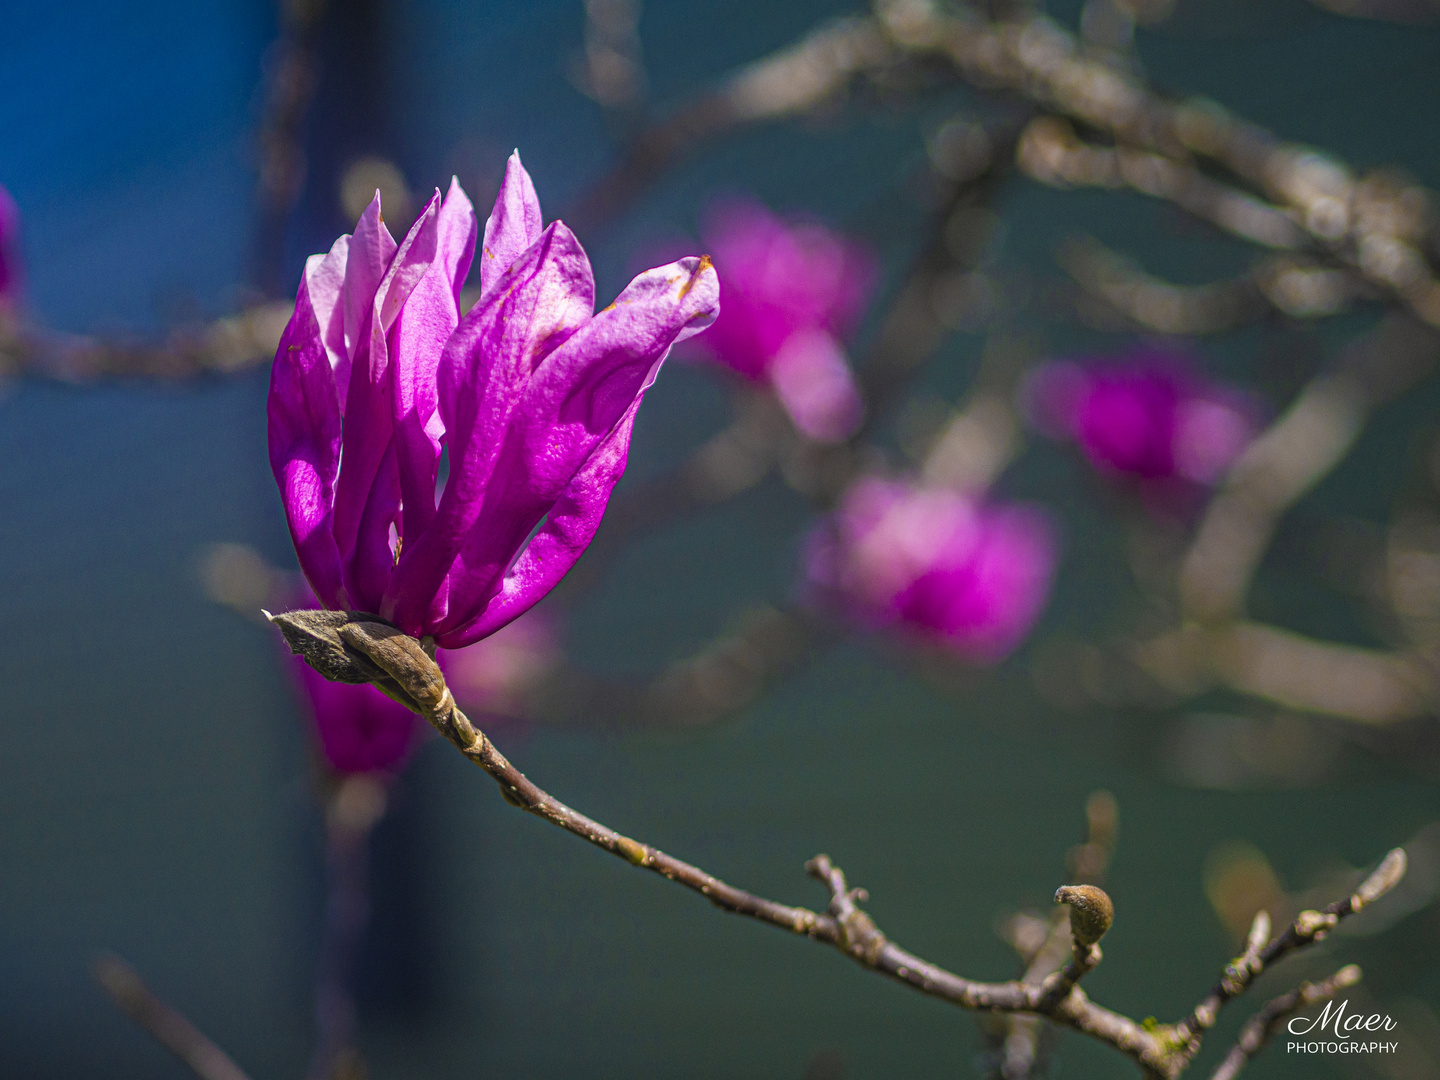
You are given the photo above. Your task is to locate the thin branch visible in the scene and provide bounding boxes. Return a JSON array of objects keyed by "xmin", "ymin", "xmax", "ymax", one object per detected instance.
[
  {"xmin": 262, "ymin": 609, "xmax": 1411, "ymax": 1079},
  {"xmin": 1175, "ymin": 849, "xmax": 1406, "ymax": 1052},
  {"xmin": 0, "ymin": 302, "xmax": 290, "ymax": 381},
  {"xmin": 94, "ymin": 955, "xmax": 253, "ymax": 1080},
  {"xmin": 1208, "ymin": 965, "xmax": 1363, "ymax": 1080},
  {"xmin": 264, "ymin": 611, "xmax": 1170, "ymax": 1072}
]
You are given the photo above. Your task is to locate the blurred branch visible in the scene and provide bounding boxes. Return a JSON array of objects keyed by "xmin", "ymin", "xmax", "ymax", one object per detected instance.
[
  {"xmin": 573, "ymin": 1, "xmax": 1440, "ymax": 336},
  {"xmin": 1017, "ymin": 117, "xmax": 1308, "ymax": 250},
  {"xmin": 1307, "ymin": 0, "xmax": 1440, "ymax": 22},
  {"xmin": 253, "ymin": 0, "xmax": 329, "ymax": 296},
  {"xmin": 307, "ymin": 775, "xmax": 387, "ymax": 1080},
  {"xmin": 1135, "ymin": 620, "xmax": 1431, "ymax": 725},
  {"xmin": 571, "ymin": 17, "xmax": 896, "ymax": 229},
  {"xmin": 1181, "ymin": 314, "xmax": 1440, "ymax": 623},
  {"xmin": 532, "ymin": 604, "xmax": 822, "ymax": 731},
  {"xmin": 1059, "ymin": 236, "xmax": 1267, "ymax": 335},
  {"xmin": 0, "ymin": 302, "xmax": 290, "ymax": 381},
  {"xmin": 570, "ymin": 0, "xmax": 649, "ymax": 126},
  {"xmin": 265, "ymin": 610, "xmax": 1409, "ymax": 1079},
  {"xmin": 94, "ymin": 955, "xmax": 253, "ymax": 1080}
]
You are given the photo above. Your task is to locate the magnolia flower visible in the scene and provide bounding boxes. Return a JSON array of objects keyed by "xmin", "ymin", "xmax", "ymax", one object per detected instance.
[
  {"xmin": 805, "ymin": 478, "xmax": 1058, "ymax": 663},
  {"xmin": 269, "ymin": 153, "xmax": 719, "ymax": 648},
  {"xmin": 696, "ymin": 200, "xmax": 871, "ymax": 442},
  {"xmin": 0, "ymin": 183, "xmax": 22, "ymax": 311},
  {"xmin": 1025, "ymin": 347, "xmax": 1257, "ymax": 486}
]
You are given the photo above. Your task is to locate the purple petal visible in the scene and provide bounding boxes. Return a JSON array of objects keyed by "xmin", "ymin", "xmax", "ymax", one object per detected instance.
[
  {"xmin": 292, "ymin": 656, "xmax": 423, "ymax": 774},
  {"xmin": 437, "ymin": 176, "xmax": 478, "ymax": 302},
  {"xmin": 438, "ymin": 394, "xmax": 644, "ymax": 648},
  {"xmin": 341, "ymin": 193, "xmax": 397, "ymax": 375},
  {"xmin": 391, "ymin": 180, "xmax": 478, "ymax": 543},
  {"xmin": 479, "ymin": 151, "xmax": 543, "ymax": 297},
  {"xmin": 429, "ymin": 255, "xmax": 718, "ymax": 638},
  {"xmin": 333, "ymin": 193, "xmax": 443, "ymax": 608},
  {"xmin": 383, "ymin": 221, "xmax": 598, "ymax": 631},
  {"xmin": 305, "ymin": 233, "xmax": 351, "ymax": 393},
  {"xmin": 767, "ymin": 327, "xmax": 863, "ymax": 442},
  {"xmin": 267, "ymin": 274, "xmax": 348, "ymax": 608}
]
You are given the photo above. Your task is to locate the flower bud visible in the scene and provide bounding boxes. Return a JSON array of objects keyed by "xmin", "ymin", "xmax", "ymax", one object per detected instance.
[{"xmin": 1055, "ymin": 884, "xmax": 1114, "ymax": 946}]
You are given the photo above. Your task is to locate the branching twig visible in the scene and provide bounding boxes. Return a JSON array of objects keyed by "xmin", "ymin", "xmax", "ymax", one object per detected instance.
[
  {"xmin": 1174, "ymin": 849, "xmax": 1406, "ymax": 1056},
  {"xmin": 94, "ymin": 955, "xmax": 253, "ymax": 1080},
  {"xmin": 264, "ymin": 609, "xmax": 1413, "ymax": 1078},
  {"xmin": 1208, "ymin": 965, "xmax": 1362, "ymax": 1080}
]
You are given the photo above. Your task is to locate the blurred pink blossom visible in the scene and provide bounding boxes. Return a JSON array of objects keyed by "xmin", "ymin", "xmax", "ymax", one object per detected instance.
[
  {"xmin": 291, "ymin": 660, "xmax": 425, "ymax": 776},
  {"xmin": 696, "ymin": 200, "xmax": 872, "ymax": 442},
  {"xmin": 1025, "ymin": 347, "xmax": 1257, "ymax": 486},
  {"xmin": 282, "ymin": 604, "xmax": 556, "ymax": 774},
  {"xmin": 276, "ymin": 584, "xmax": 427, "ymax": 776},
  {"xmin": 438, "ymin": 609, "xmax": 559, "ymax": 720},
  {"xmin": 0, "ymin": 184, "xmax": 22, "ymax": 311},
  {"xmin": 805, "ymin": 478, "xmax": 1058, "ymax": 663}
]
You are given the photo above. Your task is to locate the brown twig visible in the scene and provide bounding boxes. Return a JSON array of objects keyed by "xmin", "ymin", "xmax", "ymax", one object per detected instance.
[
  {"xmin": 94, "ymin": 954, "xmax": 253, "ymax": 1080},
  {"xmin": 271, "ymin": 608, "xmax": 1404, "ymax": 1078}
]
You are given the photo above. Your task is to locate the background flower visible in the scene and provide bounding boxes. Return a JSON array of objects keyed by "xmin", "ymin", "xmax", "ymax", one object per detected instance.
[
  {"xmin": 805, "ymin": 477, "xmax": 1058, "ymax": 663},
  {"xmin": 0, "ymin": 184, "xmax": 22, "ymax": 312},
  {"xmin": 694, "ymin": 199, "xmax": 871, "ymax": 442},
  {"xmin": 1025, "ymin": 346, "xmax": 1258, "ymax": 486},
  {"xmin": 289, "ymin": 658, "xmax": 424, "ymax": 777}
]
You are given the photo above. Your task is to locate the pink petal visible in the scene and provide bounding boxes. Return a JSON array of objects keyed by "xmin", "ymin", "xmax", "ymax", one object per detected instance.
[
  {"xmin": 383, "ymin": 221, "xmax": 598, "ymax": 632},
  {"xmin": 430, "ymin": 255, "xmax": 718, "ymax": 638},
  {"xmin": 267, "ymin": 274, "xmax": 348, "ymax": 609},
  {"xmin": 768, "ymin": 327, "xmax": 864, "ymax": 442},
  {"xmin": 439, "ymin": 394, "xmax": 644, "ymax": 647},
  {"xmin": 479, "ymin": 150, "xmax": 543, "ymax": 297}
]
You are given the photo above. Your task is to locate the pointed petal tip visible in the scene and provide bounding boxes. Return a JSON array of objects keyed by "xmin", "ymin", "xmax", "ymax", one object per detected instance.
[{"xmin": 681, "ymin": 254, "xmax": 715, "ymax": 299}]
